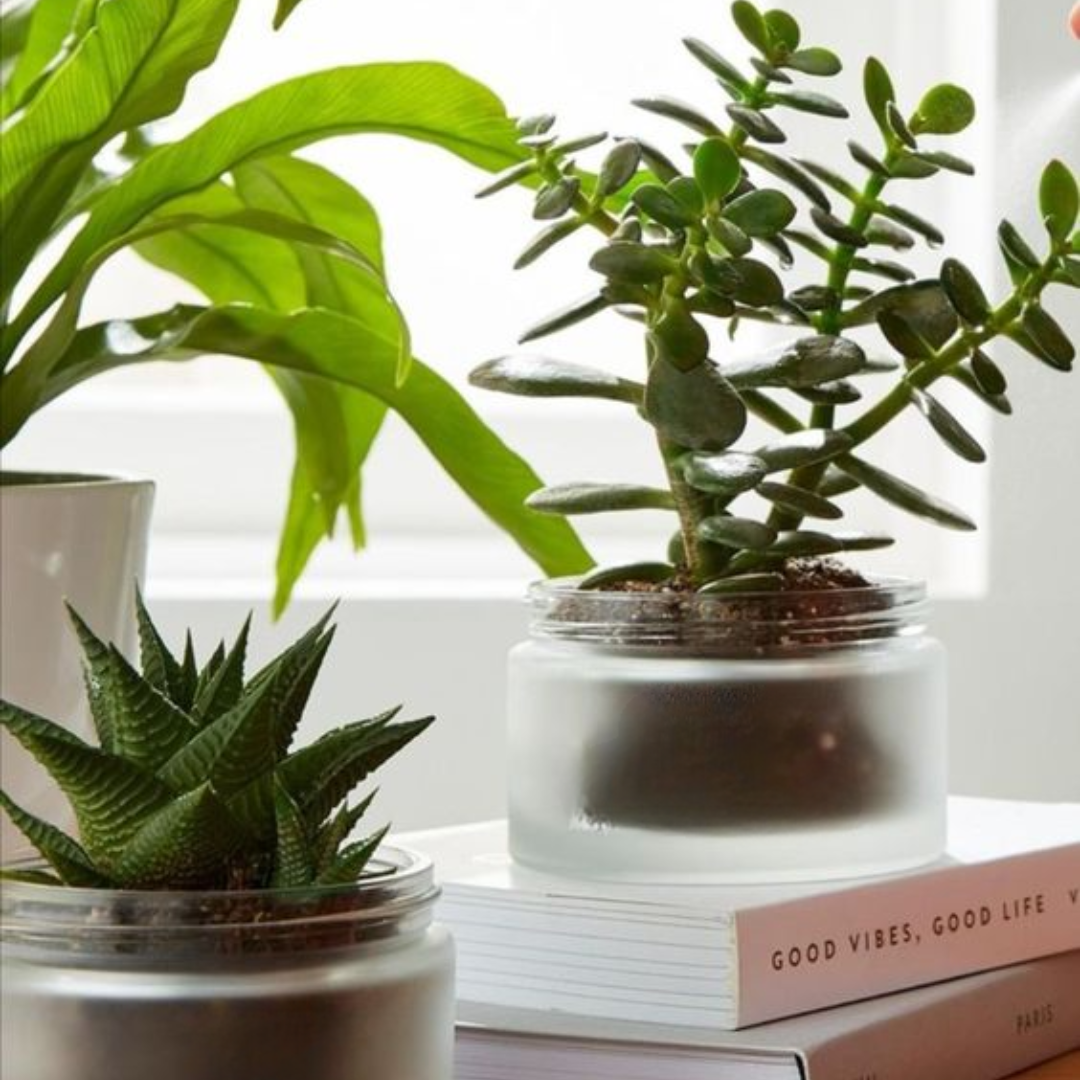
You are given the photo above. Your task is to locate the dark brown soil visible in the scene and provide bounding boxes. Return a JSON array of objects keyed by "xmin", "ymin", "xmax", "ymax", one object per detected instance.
[{"xmin": 606, "ymin": 557, "xmax": 871, "ymax": 594}]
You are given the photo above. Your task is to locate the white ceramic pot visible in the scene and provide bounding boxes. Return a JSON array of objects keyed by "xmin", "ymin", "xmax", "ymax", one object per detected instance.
[{"xmin": 0, "ymin": 473, "xmax": 154, "ymax": 857}]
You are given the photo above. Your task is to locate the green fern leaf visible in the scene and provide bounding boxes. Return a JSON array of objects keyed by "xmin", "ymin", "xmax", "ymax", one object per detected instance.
[
  {"xmin": 270, "ymin": 779, "xmax": 313, "ymax": 888},
  {"xmin": 135, "ymin": 587, "xmax": 183, "ymax": 700},
  {"xmin": 192, "ymin": 616, "xmax": 250, "ymax": 725},
  {"xmin": 0, "ymin": 789, "xmax": 111, "ymax": 887},
  {"xmin": 1, "ymin": 702, "xmax": 173, "ymax": 872},
  {"xmin": 281, "ymin": 711, "xmax": 433, "ymax": 831},
  {"xmin": 316, "ymin": 824, "xmax": 390, "ymax": 886},
  {"xmin": 312, "ymin": 789, "xmax": 377, "ymax": 877},
  {"xmin": 114, "ymin": 784, "xmax": 244, "ymax": 889}
]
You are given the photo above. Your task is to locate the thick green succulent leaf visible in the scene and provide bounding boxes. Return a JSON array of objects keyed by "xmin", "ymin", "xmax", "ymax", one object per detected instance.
[
  {"xmin": 281, "ymin": 714, "xmax": 435, "ymax": 832},
  {"xmin": 270, "ymin": 780, "xmax": 313, "ymax": 888},
  {"xmin": 769, "ymin": 530, "xmax": 844, "ymax": 556},
  {"xmin": 784, "ymin": 47, "xmax": 841, "ymax": 77},
  {"xmin": 950, "ymin": 362, "xmax": 1012, "ymax": 416},
  {"xmin": 696, "ymin": 255, "xmax": 783, "ymax": 307},
  {"xmin": 12, "ymin": 61, "xmax": 525, "ymax": 349},
  {"xmin": 158, "ymin": 676, "xmax": 278, "ymax": 796},
  {"xmin": 0, "ymin": 0, "xmax": 242, "ymax": 305},
  {"xmin": 192, "ymin": 616, "xmax": 250, "ymax": 725},
  {"xmin": 863, "ymin": 57, "xmax": 896, "ymax": 138},
  {"xmin": 313, "ymin": 790, "xmax": 378, "ymax": 878},
  {"xmin": 1038, "ymin": 161, "xmax": 1079, "ymax": 243},
  {"xmin": 1, "ymin": 701, "xmax": 174, "ymax": 870},
  {"xmin": 519, "ymin": 293, "xmax": 613, "ymax": 343},
  {"xmin": 113, "ymin": 783, "xmax": 243, "ymax": 889},
  {"xmin": 848, "ymin": 281, "xmax": 958, "ymax": 347},
  {"xmin": 693, "ymin": 138, "xmax": 742, "ymax": 205},
  {"xmin": 632, "ymin": 96, "xmax": 722, "ymax": 137},
  {"xmin": 590, "ymin": 242, "xmax": 675, "ymax": 285},
  {"xmin": 644, "ymin": 357, "xmax": 747, "ymax": 451},
  {"xmin": 768, "ymin": 89, "xmax": 847, "ymax": 119},
  {"xmin": 731, "ymin": 1, "xmax": 771, "ymax": 55},
  {"xmin": 910, "ymin": 390, "xmax": 986, "ymax": 463},
  {"xmin": 470, "ymin": 355, "xmax": 642, "ymax": 404},
  {"xmin": 682, "ymin": 450, "xmax": 767, "ymax": 495},
  {"xmin": 65, "ymin": 603, "xmax": 118, "ymax": 751},
  {"xmin": 134, "ymin": 586, "xmax": 184, "ymax": 700},
  {"xmin": 726, "ymin": 104, "xmax": 786, "ymax": 144},
  {"xmin": 33, "ymin": 303, "xmax": 594, "ymax": 578},
  {"xmin": 316, "ymin": 824, "xmax": 390, "ymax": 886},
  {"xmin": 911, "ymin": 84, "xmax": 975, "ymax": 136},
  {"xmin": 578, "ymin": 562, "xmax": 676, "ymax": 590},
  {"xmin": 722, "ymin": 335, "xmax": 865, "ymax": 389},
  {"xmin": 740, "ymin": 146, "xmax": 830, "ymax": 211},
  {"xmin": 263, "ymin": 626, "xmax": 335, "ymax": 756},
  {"xmin": 941, "ymin": 258, "xmax": 991, "ymax": 325},
  {"xmin": 595, "ymin": 140, "xmax": 643, "ymax": 197},
  {"xmin": 837, "ymin": 456, "xmax": 976, "ymax": 530},
  {"xmin": 651, "ymin": 306, "xmax": 710, "ymax": 371},
  {"xmin": 698, "ymin": 572, "xmax": 784, "ymax": 594},
  {"xmin": 1015, "ymin": 306, "xmax": 1075, "ymax": 371},
  {"xmin": 177, "ymin": 633, "xmax": 199, "ymax": 713},
  {"xmin": 698, "ymin": 515, "xmax": 777, "ymax": 550},
  {"xmin": 683, "ymin": 37, "xmax": 751, "ymax": 90},
  {"xmin": 970, "ymin": 349, "xmax": 1008, "ymax": 396},
  {"xmin": 722, "ymin": 189, "xmax": 796, "ymax": 238},
  {"xmin": 0, "ymin": 788, "xmax": 110, "ymax": 887},
  {"xmin": 756, "ymin": 428, "xmax": 852, "ymax": 471},
  {"xmin": 526, "ymin": 483, "xmax": 676, "ymax": 515},
  {"xmin": 757, "ymin": 481, "xmax": 844, "ymax": 520}
]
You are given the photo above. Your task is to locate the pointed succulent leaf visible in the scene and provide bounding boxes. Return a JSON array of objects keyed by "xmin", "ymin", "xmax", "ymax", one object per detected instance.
[
  {"xmin": 113, "ymin": 784, "xmax": 243, "ymax": 889},
  {"xmin": 176, "ymin": 633, "xmax": 199, "ymax": 713},
  {"xmin": 694, "ymin": 137, "xmax": 742, "ymax": 205},
  {"xmin": 270, "ymin": 780, "xmax": 314, "ymax": 888},
  {"xmin": 313, "ymin": 790, "xmax": 378, "ymax": 877},
  {"xmin": 316, "ymin": 824, "xmax": 390, "ymax": 886},
  {"xmin": 282, "ymin": 714, "xmax": 435, "ymax": 832},
  {"xmin": 134, "ymin": 587, "xmax": 183, "ymax": 700},
  {"xmin": 632, "ymin": 96, "xmax": 721, "ymax": 137},
  {"xmin": 756, "ymin": 429, "xmax": 853, "ymax": 471},
  {"xmin": 192, "ymin": 643, "xmax": 227, "ymax": 705},
  {"xmin": 1, "ymin": 701, "xmax": 173, "ymax": 870},
  {"xmin": 681, "ymin": 451, "xmax": 767, "ymax": 495},
  {"xmin": 100, "ymin": 645, "xmax": 199, "ymax": 772},
  {"xmin": 65, "ymin": 604, "xmax": 118, "ymax": 752},
  {"xmin": 722, "ymin": 189, "xmax": 796, "ymax": 238},
  {"xmin": 519, "ymin": 292, "xmax": 612, "ymax": 343},
  {"xmin": 832, "ymin": 531, "xmax": 895, "ymax": 552},
  {"xmin": 526, "ymin": 483, "xmax": 676, "ymax": 515},
  {"xmin": 699, "ymin": 516, "xmax": 777, "ymax": 550},
  {"xmin": 911, "ymin": 84, "xmax": 975, "ymax": 136},
  {"xmin": 0, "ymin": 789, "xmax": 110, "ymax": 887},
  {"xmin": 837, "ymin": 456, "xmax": 977, "ymax": 530},
  {"xmin": 726, "ymin": 104, "xmax": 786, "ymax": 144},
  {"xmin": 192, "ymin": 616, "xmax": 250, "ymax": 725},
  {"xmin": 911, "ymin": 390, "xmax": 987, "ymax": 463},
  {"xmin": 940, "ymin": 258, "xmax": 991, "ymax": 325},
  {"xmin": 644, "ymin": 357, "xmax": 747, "ymax": 451},
  {"xmin": 158, "ymin": 675, "xmax": 278, "ymax": 796},
  {"xmin": 469, "ymin": 355, "xmax": 642, "ymax": 403},
  {"xmin": 722, "ymin": 335, "xmax": 866, "ymax": 389},
  {"xmin": 756, "ymin": 481, "xmax": 844, "ymax": 520}
]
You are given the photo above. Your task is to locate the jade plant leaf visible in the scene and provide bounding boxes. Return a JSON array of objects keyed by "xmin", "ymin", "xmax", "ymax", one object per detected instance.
[
  {"xmin": 527, "ymin": 484, "xmax": 676, "ymax": 515},
  {"xmin": 644, "ymin": 358, "xmax": 747, "ymax": 451}
]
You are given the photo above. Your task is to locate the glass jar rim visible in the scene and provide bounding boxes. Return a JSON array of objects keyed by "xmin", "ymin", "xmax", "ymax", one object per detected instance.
[
  {"xmin": 526, "ymin": 574, "xmax": 929, "ymax": 654},
  {"xmin": 1, "ymin": 845, "xmax": 438, "ymax": 959}
]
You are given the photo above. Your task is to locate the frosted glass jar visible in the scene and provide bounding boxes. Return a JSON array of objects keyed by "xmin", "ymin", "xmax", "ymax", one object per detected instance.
[
  {"xmin": 508, "ymin": 578, "xmax": 947, "ymax": 883},
  {"xmin": 1, "ymin": 848, "xmax": 454, "ymax": 1080}
]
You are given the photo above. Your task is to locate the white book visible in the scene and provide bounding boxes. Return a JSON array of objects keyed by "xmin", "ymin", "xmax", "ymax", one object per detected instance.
[
  {"xmin": 403, "ymin": 797, "xmax": 1080, "ymax": 1028},
  {"xmin": 454, "ymin": 950, "xmax": 1080, "ymax": 1080}
]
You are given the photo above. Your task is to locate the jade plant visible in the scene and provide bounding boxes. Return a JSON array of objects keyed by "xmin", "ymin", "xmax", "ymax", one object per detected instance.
[
  {"xmin": 471, "ymin": 1, "xmax": 1079, "ymax": 592},
  {"xmin": 0, "ymin": 0, "xmax": 590, "ymax": 613},
  {"xmin": 0, "ymin": 597, "xmax": 429, "ymax": 889}
]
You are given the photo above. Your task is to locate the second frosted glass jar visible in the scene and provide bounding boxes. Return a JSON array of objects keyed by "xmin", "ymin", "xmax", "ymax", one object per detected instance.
[{"xmin": 508, "ymin": 578, "xmax": 947, "ymax": 883}]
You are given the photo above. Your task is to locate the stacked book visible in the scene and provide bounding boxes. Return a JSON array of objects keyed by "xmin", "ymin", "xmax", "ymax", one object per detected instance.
[{"xmin": 406, "ymin": 797, "xmax": 1080, "ymax": 1079}]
